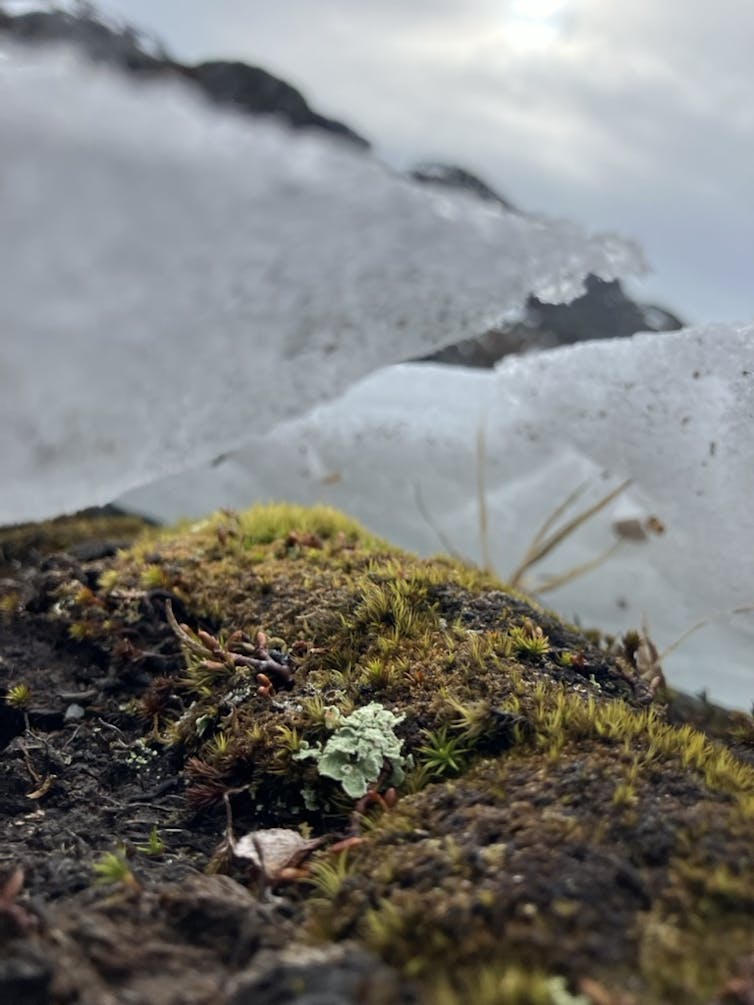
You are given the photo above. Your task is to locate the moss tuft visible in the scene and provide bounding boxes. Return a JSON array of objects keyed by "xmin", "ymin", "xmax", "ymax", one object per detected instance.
[{"xmin": 32, "ymin": 501, "xmax": 754, "ymax": 1003}]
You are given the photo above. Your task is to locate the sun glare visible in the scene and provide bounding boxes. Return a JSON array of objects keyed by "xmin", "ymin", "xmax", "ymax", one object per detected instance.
[{"xmin": 506, "ymin": 0, "xmax": 568, "ymax": 51}]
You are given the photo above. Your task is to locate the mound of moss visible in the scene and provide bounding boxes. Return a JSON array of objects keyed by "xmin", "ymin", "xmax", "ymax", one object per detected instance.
[{"xmin": 6, "ymin": 503, "xmax": 753, "ymax": 1004}]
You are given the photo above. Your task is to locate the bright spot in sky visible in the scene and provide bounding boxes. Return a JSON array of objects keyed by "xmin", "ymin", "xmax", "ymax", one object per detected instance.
[{"xmin": 506, "ymin": 0, "xmax": 568, "ymax": 50}]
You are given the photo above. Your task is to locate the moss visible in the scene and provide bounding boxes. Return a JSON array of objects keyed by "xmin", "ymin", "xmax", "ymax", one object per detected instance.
[
  {"xmin": 35, "ymin": 501, "xmax": 754, "ymax": 1003},
  {"xmin": 0, "ymin": 506, "xmax": 151, "ymax": 568},
  {"xmin": 428, "ymin": 966, "xmax": 591, "ymax": 1005},
  {"xmin": 305, "ymin": 743, "xmax": 753, "ymax": 1002},
  {"xmin": 5, "ymin": 681, "xmax": 32, "ymax": 708}
]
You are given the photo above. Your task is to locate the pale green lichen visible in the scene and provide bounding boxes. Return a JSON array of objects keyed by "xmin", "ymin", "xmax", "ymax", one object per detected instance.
[{"xmin": 294, "ymin": 701, "xmax": 407, "ymax": 798}]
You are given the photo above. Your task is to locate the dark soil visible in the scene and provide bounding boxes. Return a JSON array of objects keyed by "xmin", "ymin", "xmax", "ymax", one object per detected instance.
[{"xmin": 0, "ymin": 512, "xmax": 404, "ymax": 1005}]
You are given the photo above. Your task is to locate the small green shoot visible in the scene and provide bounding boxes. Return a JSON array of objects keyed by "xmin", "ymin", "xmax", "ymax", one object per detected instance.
[
  {"xmin": 508, "ymin": 622, "xmax": 550, "ymax": 658},
  {"xmin": 418, "ymin": 725, "xmax": 470, "ymax": 778},
  {"xmin": 139, "ymin": 564, "xmax": 172, "ymax": 589},
  {"xmin": 92, "ymin": 849, "xmax": 139, "ymax": 890},
  {"xmin": 206, "ymin": 731, "xmax": 231, "ymax": 757},
  {"xmin": 6, "ymin": 683, "xmax": 32, "ymax": 709},
  {"xmin": 441, "ymin": 692, "xmax": 491, "ymax": 740},
  {"xmin": 307, "ymin": 851, "xmax": 353, "ymax": 899},
  {"xmin": 136, "ymin": 826, "xmax": 166, "ymax": 856}
]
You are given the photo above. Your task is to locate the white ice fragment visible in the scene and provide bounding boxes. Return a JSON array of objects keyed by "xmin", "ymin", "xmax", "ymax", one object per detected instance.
[
  {"xmin": 0, "ymin": 41, "xmax": 643, "ymax": 524},
  {"xmin": 121, "ymin": 324, "xmax": 754, "ymax": 708}
]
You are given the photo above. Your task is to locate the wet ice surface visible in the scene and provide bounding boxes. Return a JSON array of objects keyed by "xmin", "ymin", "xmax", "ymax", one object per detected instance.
[
  {"xmin": 0, "ymin": 41, "xmax": 641, "ymax": 522},
  {"xmin": 122, "ymin": 326, "xmax": 754, "ymax": 709}
]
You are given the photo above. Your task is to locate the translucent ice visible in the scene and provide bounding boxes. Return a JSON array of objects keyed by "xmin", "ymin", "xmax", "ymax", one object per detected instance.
[
  {"xmin": 0, "ymin": 41, "xmax": 642, "ymax": 523},
  {"xmin": 122, "ymin": 325, "xmax": 754, "ymax": 708}
]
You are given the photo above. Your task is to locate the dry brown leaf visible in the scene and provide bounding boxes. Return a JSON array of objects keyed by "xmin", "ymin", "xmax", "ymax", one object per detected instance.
[{"xmin": 231, "ymin": 828, "xmax": 324, "ymax": 881}]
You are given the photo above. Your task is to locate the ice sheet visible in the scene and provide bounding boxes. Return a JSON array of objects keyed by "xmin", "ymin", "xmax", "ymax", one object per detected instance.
[
  {"xmin": 122, "ymin": 325, "xmax": 754, "ymax": 707},
  {"xmin": 0, "ymin": 41, "xmax": 642, "ymax": 522}
]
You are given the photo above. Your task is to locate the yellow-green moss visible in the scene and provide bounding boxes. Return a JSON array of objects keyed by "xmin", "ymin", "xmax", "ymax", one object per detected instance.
[
  {"xmin": 39, "ymin": 502, "xmax": 754, "ymax": 1004},
  {"xmin": 428, "ymin": 965, "xmax": 591, "ymax": 1005},
  {"xmin": 0, "ymin": 507, "xmax": 152, "ymax": 567}
]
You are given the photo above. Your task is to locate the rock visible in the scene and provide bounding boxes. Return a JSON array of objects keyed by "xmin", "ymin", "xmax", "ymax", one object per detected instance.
[
  {"xmin": 0, "ymin": 7, "xmax": 369, "ymax": 146},
  {"xmin": 0, "ymin": 7, "xmax": 163, "ymax": 71},
  {"xmin": 225, "ymin": 944, "xmax": 409, "ymax": 1005},
  {"xmin": 181, "ymin": 61, "xmax": 369, "ymax": 147},
  {"xmin": 409, "ymin": 162, "xmax": 517, "ymax": 211},
  {"xmin": 409, "ymin": 165, "xmax": 684, "ymax": 367},
  {"xmin": 527, "ymin": 272, "xmax": 684, "ymax": 344},
  {"xmin": 421, "ymin": 270, "xmax": 684, "ymax": 367}
]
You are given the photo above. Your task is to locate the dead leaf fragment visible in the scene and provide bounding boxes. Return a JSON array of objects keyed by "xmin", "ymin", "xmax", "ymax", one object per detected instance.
[
  {"xmin": 231, "ymin": 828, "xmax": 325, "ymax": 881},
  {"xmin": 26, "ymin": 773, "xmax": 56, "ymax": 799},
  {"xmin": 613, "ymin": 515, "xmax": 665, "ymax": 541}
]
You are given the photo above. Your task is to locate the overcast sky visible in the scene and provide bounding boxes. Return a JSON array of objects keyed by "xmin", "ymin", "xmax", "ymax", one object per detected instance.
[{"xmin": 93, "ymin": 0, "xmax": 753, "ymax": 324}]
